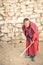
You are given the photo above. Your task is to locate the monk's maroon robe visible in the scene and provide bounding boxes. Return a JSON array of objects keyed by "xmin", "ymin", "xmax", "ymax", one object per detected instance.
[{"xmin": 22, "ymin": 22, "xmax": 39, "ymax": 55}]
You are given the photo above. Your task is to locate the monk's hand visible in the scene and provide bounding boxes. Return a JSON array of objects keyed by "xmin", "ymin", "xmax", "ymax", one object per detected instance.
[{"xmin": 31, "ymin": 40, "xmax": 34, "ymax": 44}]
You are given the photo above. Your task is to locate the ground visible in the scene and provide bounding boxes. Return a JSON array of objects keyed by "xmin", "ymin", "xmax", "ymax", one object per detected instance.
[{"xmin": 0, "ymin": 41, "xmax": 43, "ymax": 65}]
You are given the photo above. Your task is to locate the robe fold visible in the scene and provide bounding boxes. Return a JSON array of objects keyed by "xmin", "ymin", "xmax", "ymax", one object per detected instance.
[{"xmin": 22, "ymin": 22, "xmax": 39, "ymax": 55}]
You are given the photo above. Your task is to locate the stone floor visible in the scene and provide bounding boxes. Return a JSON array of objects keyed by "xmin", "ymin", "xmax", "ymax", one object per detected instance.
[{"xmin": 0, "ymin": 41, "xmax": 43, "ymax": 65}]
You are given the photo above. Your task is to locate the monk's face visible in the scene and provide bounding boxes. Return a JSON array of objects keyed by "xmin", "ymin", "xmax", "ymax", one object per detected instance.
[{"xmin": 24, "ymin": 20, "xmax": 30, "ymax": 27}]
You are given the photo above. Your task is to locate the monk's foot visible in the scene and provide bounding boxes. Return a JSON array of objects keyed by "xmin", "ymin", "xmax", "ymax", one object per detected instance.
[
  {"xmin": 30, "ymin": 55, "xmax": 36, "ymax": 61},
  {"xmin": 25, "ymin": 54, "xmax": 30, "ymax": 58},
  {"xmin": 31, "ymin": 57, "xmax": 35, "ymax": 61},
  {"xmin": 25, "ymin": 54, "xmax": 30, "ymax": 56},
  {"xmin": 27, "ymin": 54, "xmax": 30, "ymax": 56}
]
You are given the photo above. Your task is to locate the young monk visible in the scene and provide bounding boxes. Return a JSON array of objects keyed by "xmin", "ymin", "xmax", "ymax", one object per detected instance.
[{"xmin": 22, "ymin": 18, "xmax": 39, "ymax": 61}]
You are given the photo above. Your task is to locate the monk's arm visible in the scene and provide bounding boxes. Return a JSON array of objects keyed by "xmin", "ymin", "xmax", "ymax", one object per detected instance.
[
  {"xmin": 22, "ymin": 25, "xmax": 26, "ymax": 36},
  {"xmin": 32, "ymin": 27, "xmax": 39, "ymax": 42}
]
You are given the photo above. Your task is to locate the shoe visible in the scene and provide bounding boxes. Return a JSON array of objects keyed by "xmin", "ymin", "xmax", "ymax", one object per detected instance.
[
  {"xmin": 30, "ymin": 55, "xmax": 35, "ymax": 61},
  {"xmin": 31, "ymin": 57, "xmax": 35, "ymax": 61}
]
